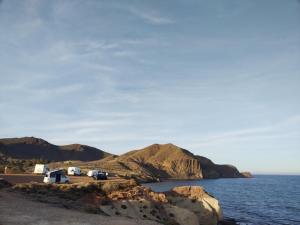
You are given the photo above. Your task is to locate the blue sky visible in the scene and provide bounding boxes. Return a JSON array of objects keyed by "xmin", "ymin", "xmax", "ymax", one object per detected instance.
[{"xmin": 0, "ymin": 0, "xmax": 299, "ymax": 174}]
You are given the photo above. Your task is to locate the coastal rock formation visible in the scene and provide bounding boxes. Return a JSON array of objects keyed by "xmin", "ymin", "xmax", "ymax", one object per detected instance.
[
  {"xmin": 115, "ymin": 143, "xmax": 203, "ymax": 179},
  {"xmin": 3, "ymin": 181, "xmax": 226, "ymax": 225},
  {"xmin": 0, "ymin": 137, "xmax": 112, "ymax": 161},
  {"xmin": 197, "ymin": 156, "xmax": 244, "ymax": 179},
  {"xmin": 240, "ymin": 172, "xmax": 253, "ymax": 178},
  {"xmin": 100, "ymin": 185, "xmax": 223, "ymax": 225},
  {"xmin": 99, "ymin": 143, "xmax": 247, "ymax": 181}
]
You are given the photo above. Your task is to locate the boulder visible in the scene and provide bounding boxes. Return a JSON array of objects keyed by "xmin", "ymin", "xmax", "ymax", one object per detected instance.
[{"xmin": 168, "ymin": 186, "xmax": 223, "ymax": 225}]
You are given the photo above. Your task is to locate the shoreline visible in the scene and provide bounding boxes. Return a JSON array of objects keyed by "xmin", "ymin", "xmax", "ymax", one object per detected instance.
[{"xmin": 1, "ymin": 178, "xmax": 235, "ymax": 225}]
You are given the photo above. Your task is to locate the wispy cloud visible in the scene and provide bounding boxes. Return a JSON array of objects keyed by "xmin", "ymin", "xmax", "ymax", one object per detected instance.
[
  {"xmin": 184, "ymin": 115, "xmax": 300, "ymax": 148},
  {"xmin": 129, "ymin": 7, "xmax": 175, "ymax": 25}
]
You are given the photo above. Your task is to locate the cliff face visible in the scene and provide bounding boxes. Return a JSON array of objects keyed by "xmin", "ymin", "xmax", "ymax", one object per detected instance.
[
  {"xmin": 197, "ymin": 156, "xmax": 244, "ymax": 179},
  {"xmin": 0, "ymin": 137, "xmax": 112, "ymax": 161},
  {"xmin": 100, "ymin": 185, "xmax": 223, "ymax": 225},
  {"xmin": 116, "ymin": 144, "xmax": 203, "ymax": 179},
  {"xmin": 99, "ymin": 143, "xmax": 246, "ymax": 181},
  {"xmin": 9, "ymin": 180, "xmax": 225, "ymax": 225}
]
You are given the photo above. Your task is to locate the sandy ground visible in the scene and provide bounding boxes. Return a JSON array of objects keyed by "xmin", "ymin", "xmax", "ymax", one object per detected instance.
[
  {"xmin": 0, "ymin": 190, "xmax": 160, "ymax": 225},
  {"xmin": 0, "ymin": 174, "xmax": 124, "ymax": 185}
]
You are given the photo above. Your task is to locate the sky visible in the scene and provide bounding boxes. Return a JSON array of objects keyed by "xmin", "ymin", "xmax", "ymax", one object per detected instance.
[{"xmin": 0, "ymin": 0, "xmax": 299, "ymax": 175}]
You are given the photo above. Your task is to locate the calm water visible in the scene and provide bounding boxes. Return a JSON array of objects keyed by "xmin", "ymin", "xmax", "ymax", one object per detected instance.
[{"xmin": 144, "ymin": 175, "xmax": 300, "ymax": 225}]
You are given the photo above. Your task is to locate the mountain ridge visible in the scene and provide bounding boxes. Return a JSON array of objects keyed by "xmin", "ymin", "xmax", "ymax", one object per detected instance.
[
  {"xmin": 0, "ymin": 137, "xmax": 112, "ymax": 161},
  {"xmin": 0, "ymin": 137, "xmax": 250, "ymax": 180},
  {"xmin": 97, "ymin": 143, "xmax": 247, "ymax": 180}
]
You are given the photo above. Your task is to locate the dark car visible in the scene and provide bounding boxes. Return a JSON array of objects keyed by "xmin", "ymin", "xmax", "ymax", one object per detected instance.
[{"xmin": 92, "ymin": 172, "xmax": 107, "ymax": 180}]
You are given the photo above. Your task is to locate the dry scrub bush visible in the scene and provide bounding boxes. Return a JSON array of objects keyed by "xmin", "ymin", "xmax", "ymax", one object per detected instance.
[{"xmin": 101, "ymin": 182, "xmax": 120, "ymax": 194}]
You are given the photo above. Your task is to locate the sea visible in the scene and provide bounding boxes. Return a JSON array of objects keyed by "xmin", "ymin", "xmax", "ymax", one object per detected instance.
[{"xmin": 143, "ymin": 175, "xmax": 300, "ymax": 225}]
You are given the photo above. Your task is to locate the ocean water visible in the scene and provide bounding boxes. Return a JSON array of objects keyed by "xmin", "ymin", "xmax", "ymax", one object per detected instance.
[{"xmin": 144, "ymin": 175, "xmax": 300, "ymax": 225}]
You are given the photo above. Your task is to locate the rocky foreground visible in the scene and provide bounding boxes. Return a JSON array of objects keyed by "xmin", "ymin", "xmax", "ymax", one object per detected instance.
[
  {"xmin": 0, "ymin": 178, "xmax": 235, "ymax": 225},
  {"xmin": 102, "ymin": 186, "xmax": 223, "ymax": 225}
]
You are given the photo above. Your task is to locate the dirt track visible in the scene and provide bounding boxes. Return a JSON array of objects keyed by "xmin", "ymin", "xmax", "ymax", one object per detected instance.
[{"xmin": 0, "ymin": 174, "xmax": 123, "ymax": 184}]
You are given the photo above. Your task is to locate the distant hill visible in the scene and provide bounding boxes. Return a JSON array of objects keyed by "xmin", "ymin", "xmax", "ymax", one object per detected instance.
[
  {"xmin": 0, "ymin": 137, "xmax": 112, "ymax": 161},
  {"xmin": 97, "ymin": 143, "xmax": 247, "ymax": 181},
  {"xmin": 0, "ymin": 137, "xmax": 249, "ymax": 180}
]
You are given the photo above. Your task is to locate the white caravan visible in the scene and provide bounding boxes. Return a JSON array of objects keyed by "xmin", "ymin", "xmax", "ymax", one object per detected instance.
[
  {"xmin": 43, "ymin": 169, "xmax": 69, "ymax": 184},
  {"xmin": 67, "ymin": 167, "xmax": 81, "ymax": 176},
  {"xmin": 34, "ymin": 164, "xmax": 49, "ymax": 174}
]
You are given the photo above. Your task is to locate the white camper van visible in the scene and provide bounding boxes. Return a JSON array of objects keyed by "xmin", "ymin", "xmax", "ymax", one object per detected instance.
[
  {"xmin": 34, "ymin": 164, "xmax": 49, "ymax": 174},
  {"xmin": 67, "ymin": 167, "xmax": 81, "ymax": 176},
  {"xmin": 87, "ymin": 170, "xmax": 99, "ymax": 177},
  {"xmin": 87, "ymin": 170, "xmax": 108, "ymax": 177},
  {"xmin": 43, "ymin": 169, "xmax": 69, "ymax": 184}
]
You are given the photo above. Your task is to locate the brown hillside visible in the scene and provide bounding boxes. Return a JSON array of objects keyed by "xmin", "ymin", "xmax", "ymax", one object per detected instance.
[
  {"xmin": 0, "ymin": 137, "xmax": 112, "ymax": 162},
  {"xmin": 117, "ymin": 143, "xmax": 202, "ymax": 179},
  {"xmin": 97, "ymin": 143, "xmax": 245, "ymax": 181}
]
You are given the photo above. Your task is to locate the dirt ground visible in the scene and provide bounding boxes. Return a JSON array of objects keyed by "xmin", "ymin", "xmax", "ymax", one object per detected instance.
[
  {"xmin": 0, "ymin": 174, "xmax": 124, "ymax": 185},
  {"xmin": 0, "ymin": 189, "xmax": 160, "ymax": 225}
]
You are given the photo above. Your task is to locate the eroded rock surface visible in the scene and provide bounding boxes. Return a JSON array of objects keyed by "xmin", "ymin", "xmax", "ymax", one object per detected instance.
[{"xmin": 100, "ymin": 185, "xmax": 223, "ymax": 225}]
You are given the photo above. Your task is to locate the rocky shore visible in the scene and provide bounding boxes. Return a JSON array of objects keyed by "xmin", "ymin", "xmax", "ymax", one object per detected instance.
[
  {"xmin": 0, "ymin": 178, "xmax": 238, "ymax": 225},
  {"xmin": 101, "ymin": 185, "xmax": 223, "ymax": 225}
]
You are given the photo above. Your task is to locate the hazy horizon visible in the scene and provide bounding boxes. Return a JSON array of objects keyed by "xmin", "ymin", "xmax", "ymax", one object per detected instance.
[{"xmin": 0, "ymin": 0, "xmax": 299, "ymax": 175}]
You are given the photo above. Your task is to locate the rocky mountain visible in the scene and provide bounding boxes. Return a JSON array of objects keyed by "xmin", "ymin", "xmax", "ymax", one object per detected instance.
[
  {"xmin": 97, "ymin": 143, "xmax": 248, "ymax": 181},
  {"xmin": 0, "ymin": 137, "xmax": 250, "ymax": 180},
  {"xmin": 0, "ymin": 137, "xmax": 112, "ymax": 161}
]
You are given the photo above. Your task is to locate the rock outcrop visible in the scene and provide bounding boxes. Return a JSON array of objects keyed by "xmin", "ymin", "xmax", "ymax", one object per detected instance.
[
  {"xmin": 99, "ymin": 143, "xmax": 247, "ymax": 181},
  {"xmin": 197, "ymin": 156, "xmax": 244, "ymax": 179},
  {"xmin": 240, "ymin": 172, "xmax": 253, "ymax": 178},
  {"xmin": 100, "ymin": 185, "xmax": 223, "ymax": 225},
  {"xmin": 8, "ymin": 181, "xmax": 227, "ymax": 225}
]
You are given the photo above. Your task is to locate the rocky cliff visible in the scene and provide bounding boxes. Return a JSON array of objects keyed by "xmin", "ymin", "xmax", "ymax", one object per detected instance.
[
  {"xmin": 98, "ymin": 143, "xmax": 247, "ymax": 181},
  {"xmin": 9, "ymin": 180, "xmax": 227, "ymax": 225},
  {"xmin": 100, "ymin": 185, "xmax": 223, "ymax": 225}
]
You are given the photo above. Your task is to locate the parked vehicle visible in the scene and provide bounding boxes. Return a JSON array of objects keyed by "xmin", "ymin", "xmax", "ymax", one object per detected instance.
[
  {"xmin": 43, "ymin": 169, "xmax": 69, "ymax": 184},
  {"xmin": 67, "ymin": 167, "xmax": 81, "ymax": 176},
  {"xmin": 34, "ymin": 164, "xmax": 49, "ymax": 174},
  {"xmin": 87, "ymin": 170, "xmax": 99, "ymax": 177},
  {"xmin": 92, "ymin": 172, "xmax": 108, "ymax": 180}
]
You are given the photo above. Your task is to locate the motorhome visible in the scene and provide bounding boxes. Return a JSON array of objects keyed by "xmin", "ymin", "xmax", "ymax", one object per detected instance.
[
  {"xmin": 43, "ymin": 169, "xmax": 69, "ymax": 184},
  {"xmin": 67, "ymin": 167, "xmax": 81, "ymax": 176},
  {"xmin": 34, "ymin": 164, "xmax": 49, "ymax": 174}
]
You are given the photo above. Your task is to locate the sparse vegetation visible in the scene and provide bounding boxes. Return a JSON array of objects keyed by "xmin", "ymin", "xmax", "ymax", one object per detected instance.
[
  {"xmin": 102, "ymin": 182, "xmax": 121, "ymax": 193},
  {"xmin": 0, "ymin": 155, "xmax": 49, "ymax": 174},
  {"xmin": 12, "ymin": 179, "xmax": 138, "ymax": 201}
]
